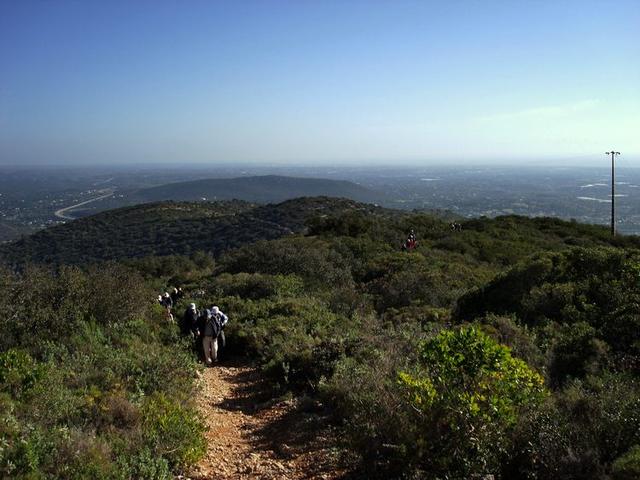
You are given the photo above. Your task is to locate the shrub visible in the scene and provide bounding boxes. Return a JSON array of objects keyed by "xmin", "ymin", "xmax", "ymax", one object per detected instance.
[
  {"xmin": 480, "ymin": 314, "xmax": 544, "ymax": 371},
  {"xmin": 141, "ymin": 393, "xmax": 205, "ymax": 467},
  {"xmin": 322, "ymin": 323, "xmax": 426, "ymax": 475},
  {"xmin": 0, "ymin": 349, "xmax": 44, "ymax": 399},
  {"xmin": 549, "ymin": 322, "xmax": 609, "ymax": 385},
  {"xmin": 116, "ymin": 448, "xmax": 171, "ymax": 480},
  {"xmin": 208, "ymin": 272, "xmax": 304, "ymax": 300},
  {"xmin": 508, "ymin": 373, "xmax": 640, "ymax": 479},
  {"xmin": 398, "ymin": 326, "xmax": 546, "ymax": 477},
  {"xmin": 227, "ymin": 297, "xmax": 354, "ymax": 389},
  {"xmin": 219, "ymin": 237, "xmax": 353, "ymax": 291}
]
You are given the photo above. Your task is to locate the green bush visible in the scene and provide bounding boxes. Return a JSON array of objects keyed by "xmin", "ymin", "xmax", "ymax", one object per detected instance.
[
  {"xmin": 549, "ymin": 322, "xmax": 609, "ymax": 385},
  {"xmin": 220, "ymin": 296, "xmax": 355, "ymax": 389},
  {"xmin": 219, "ymin": 237, "xmax": 354, "ymax": 291},
  {"xmin": 480, "ymin": 314, "xmax": 544, "ymax": 371},
  {"xmin": 0, "ymin": 349, "xmax": 44, "ymax": 399},
  {"xmin": 507, "ymin": 374, "xmax": 640, "ymax": 479},
  {"xmin": 116, "ymin": 448, "xmax": 171, "ymax": 480},
  {"xmin": 141, "ymin": 393, "xmax": 205, "ymax": 467},
  {"xmin": 322, "ymin": 321, "xmax": 427, "ymax": 475},
  {"xmin": 208, "ymin": 272, "xmax": 304, "ymax": 300},
  {"xmin": 398, "ymin": 326, "xmax": 546, "ymax": 477}
]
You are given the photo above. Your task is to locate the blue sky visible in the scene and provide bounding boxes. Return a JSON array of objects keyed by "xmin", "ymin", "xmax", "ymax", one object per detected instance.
[{"xmin": 1, "ymin": 0, "xmax": 638, "ymax": 165}]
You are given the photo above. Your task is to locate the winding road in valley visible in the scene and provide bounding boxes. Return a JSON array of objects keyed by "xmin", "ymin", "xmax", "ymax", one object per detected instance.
[{"xmin": 53, "ymin": 189, "xmax": 115, "ymax": 220}]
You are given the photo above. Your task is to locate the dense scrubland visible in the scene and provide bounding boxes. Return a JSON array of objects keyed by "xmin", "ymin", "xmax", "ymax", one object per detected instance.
[
  {"xmin": 0, "ymin": 198, "xmax": 388, "ymax": 266},
  {"xmin": 2, "ymin": 198, "xmax": 640, "ymax": 479}
]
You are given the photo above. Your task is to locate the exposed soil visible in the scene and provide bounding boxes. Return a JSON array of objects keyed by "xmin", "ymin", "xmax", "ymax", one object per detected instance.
[{"xmin": 183, "ymin": 357, "xmax": 350, "ymax": 480}]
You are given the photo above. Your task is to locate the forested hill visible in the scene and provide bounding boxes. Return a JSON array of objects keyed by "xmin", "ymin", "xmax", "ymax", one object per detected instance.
[
  {"xmin": 0, "ymin": 197, "xmax": 389, "ymax": 266},
  {"xmin": 2, "ymin": 193, "xmax": 638, "ymax": 269},
  {"xmin": 130, "ymin": 174, "xmax": 385, "ymax": 205}
]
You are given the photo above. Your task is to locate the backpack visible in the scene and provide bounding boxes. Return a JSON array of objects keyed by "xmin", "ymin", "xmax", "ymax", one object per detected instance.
[{"xmin": 207, "ymin": 313, "xmax": 222, "ymax": 338}]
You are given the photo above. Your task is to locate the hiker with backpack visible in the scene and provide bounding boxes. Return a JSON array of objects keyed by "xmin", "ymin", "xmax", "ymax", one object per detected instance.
[
  {"xmin": 211, "ymin": 305, "xmax": 228, "ymax": 358},
  {"xmin": 202, "ymin": 305, "xmax": 229, "ymax": 366},
  {"xmin": 182, "ymin": 303, "xmax": 201, "ymax": 339}
]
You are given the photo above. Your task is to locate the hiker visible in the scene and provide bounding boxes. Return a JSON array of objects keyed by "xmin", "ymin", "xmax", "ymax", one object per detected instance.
[
  {"xmin": 202, "ymin": 305, "xmax": 228, "ymax": 366},
  {"xmin": 160, "ymin": 292, "xmax": 173, "ymax": 309},
  {"xmin": 211, "ymin": 305, "xmax": 229, "ymax": 358},
  {"xmin": 202, "ymin": 309, "xmax": 220, "ymax": 366},
  {"xmin": 161, "ymin": 292, "xmax": 174, "ymax": 322},
  {"xmin": 162, "ymin": 292, "xmax": 173, "ymax": 310},
  {"xmin": 403, "ymin": 229, "xmax": 417, "ymax": 250},
  {"xmin": 195, "ymin": 307, "xmax": 209, "ymax": 359},
  {"xmin": 182, "ymin": 303, "xmax": 200, "ymax": 338},
  {"xmin": 170, "ymin": 287, "xmax": 180, "ymax": 305}
]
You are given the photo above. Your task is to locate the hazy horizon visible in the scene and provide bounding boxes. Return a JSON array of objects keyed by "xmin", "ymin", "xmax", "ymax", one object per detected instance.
[
  {"xmin": 1, "ymin": 157, "xmax": 639, "ymax": 169},
  {"xmin": 1, "ymin": 1, "xmax": 639, "ymax": 166}
]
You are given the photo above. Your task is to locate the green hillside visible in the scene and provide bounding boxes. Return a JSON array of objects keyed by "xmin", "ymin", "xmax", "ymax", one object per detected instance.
[
  {"xmin": 2, "ymin": 199, "xmax": 640, "ymax": 479},
  {"xmin": 0, "ymin": 197, "xmax": 388, "ymax": 266}
]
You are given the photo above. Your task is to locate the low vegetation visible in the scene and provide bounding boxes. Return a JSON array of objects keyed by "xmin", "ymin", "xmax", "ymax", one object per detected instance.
[
  {"xmin": 2, "ymin": 197, "xmax": 640, "ymax": 478},
  {"xmin": 0, "ymin": 264, "xmax": 204, "ymax": 479}
]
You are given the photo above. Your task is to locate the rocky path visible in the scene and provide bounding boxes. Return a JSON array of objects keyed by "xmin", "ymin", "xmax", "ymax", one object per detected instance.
[{"xmin": 185, "ymin": 357, "xmax": 348, "ymax": 480}]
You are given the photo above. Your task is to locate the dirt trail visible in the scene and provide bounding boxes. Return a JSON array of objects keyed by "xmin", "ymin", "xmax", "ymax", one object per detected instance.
[{"xmin": 185, "ymin": 357, "xmax": 348, "ymax": 480}]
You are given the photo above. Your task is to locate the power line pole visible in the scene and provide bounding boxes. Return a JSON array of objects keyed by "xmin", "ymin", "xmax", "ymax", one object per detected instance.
[{"xmin": 606, "ymin": 150, "xmax": 620, "ymax": 236}]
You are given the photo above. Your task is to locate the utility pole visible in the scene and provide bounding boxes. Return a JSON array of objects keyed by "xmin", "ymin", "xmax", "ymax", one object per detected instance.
[{"xmin": 606, "ymin": 150, "xmax": 620, "ymax": 236}]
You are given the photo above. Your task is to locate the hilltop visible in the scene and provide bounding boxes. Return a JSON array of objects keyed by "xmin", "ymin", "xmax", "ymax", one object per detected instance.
[{"xmin": 129, "ymin": 175, "xmax": 384, "ymax": 205}]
